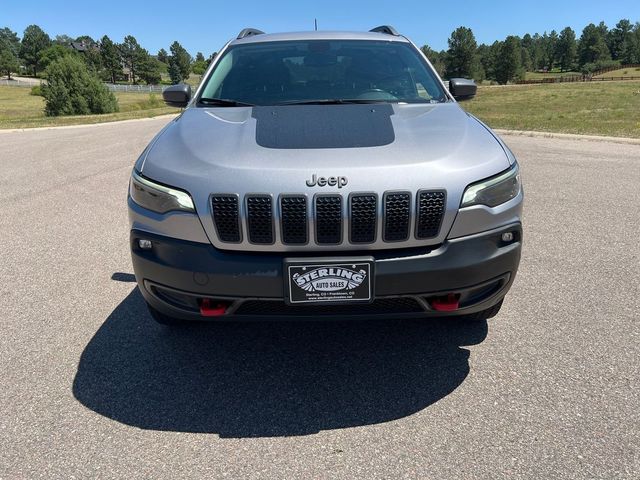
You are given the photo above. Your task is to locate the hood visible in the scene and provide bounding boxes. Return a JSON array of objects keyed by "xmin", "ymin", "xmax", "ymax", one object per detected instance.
[
  {"xmin": 139, "ymin": 103, "xmax": 510, "ymax": 250},
  {"xmin": 141, "ymin": 103, "xmax": 508, "ymax": 192}
]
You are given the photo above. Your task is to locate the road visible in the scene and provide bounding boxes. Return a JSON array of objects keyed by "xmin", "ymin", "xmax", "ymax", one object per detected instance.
[{"xmin": 1, "ymin": 119, "xmax": 638, "ymax": 479}]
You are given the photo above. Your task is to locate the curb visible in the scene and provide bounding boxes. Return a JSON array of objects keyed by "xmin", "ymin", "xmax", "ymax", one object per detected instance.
[
  {"xmin": 0, "ymin": 114, "xmax": 178, "ymax": 134},
  {"xmin": 495, "ymin": 129, "xmax": 640, "ymax": 145}
]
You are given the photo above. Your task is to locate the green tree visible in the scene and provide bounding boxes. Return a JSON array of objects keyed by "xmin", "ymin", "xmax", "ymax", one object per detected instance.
[
  {"xmin": 168, "ymin": 61, "xmax": 182, "ymax": 84},
  {"xmin": 578, "ymin": 23, "xmax": 611, "ymax": 67},
  {"xmin": 556, "ymin": 27, "xmax": 577, "ymax": 72},
  {"xmin": 0, "ymin": 47, "xmax": 20, "ymax": 79},
  {"xmin": 119, "ymin": 35, "xmax": 144, "ymax": 84},
  {"xmin": 608, "ymin": 19, "xmax": 634, "ymax": 61},
  {"xmin": 138, "ymin": 51, "xmax": 162, "ymax": 84},
  {"xmin": 0, "ymin": 27, "xmax": 21, "ymax": 56},
  {"xmin": 195, "ymin": 51, "xmax": 205, "ymax": 63},
  {"xmin": 42, "ymin": 55, "xmax": 118, "ymax": 116},
  {"xmin": 421, "ymin": 44, "xmax": 446, "ymax": 77},
  {"xmin": 54, "ymin": 34, "xmax": 73, "ymax": 46},
  {"xmin": 495, "ymin": 36, "xmax": 522, "ymax": 84},
  {"xmin": 20, "ymin": 24, "xmax": 51, "ymax": 76},
  {"xmin": 38, "ymin": 44, "xmax": 75, "ymax": 72},
  {"xmin": 169, "ymin": 40, "xmax": 191, "ymax": 81},
  {"xmin": 445, "ymin": 27, "xmax": 480, "ymax": 79},
  {"xmin": 157, "ymin": 48, "xmax": 168, "ymax": 64},
  {"xmin": 540, "ymin": 31, "xmax": 558, "ymax": 70},
  {"xmin": 478, "ymin": 41, "xmax": 501, "ymax": 80},
  {"xmin": 100, "ymin": 35, "xmax": 121, "ymax": 83}
]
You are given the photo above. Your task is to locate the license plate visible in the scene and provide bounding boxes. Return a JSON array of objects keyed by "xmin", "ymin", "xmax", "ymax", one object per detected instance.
[{"xmin": 285, "ymin": 258, "xmax": 374, "ymax": 305}]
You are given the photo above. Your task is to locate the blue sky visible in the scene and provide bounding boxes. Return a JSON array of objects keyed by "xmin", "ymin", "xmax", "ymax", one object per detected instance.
[{"xmin": 2, "ymin": 0, "xmax": 638, "ymax": 56}]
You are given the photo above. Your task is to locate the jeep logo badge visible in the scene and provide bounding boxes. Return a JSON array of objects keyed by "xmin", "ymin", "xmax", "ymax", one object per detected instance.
[{"xmin": 306, "ymin": 174, "xmax": 348, "ymax": 188}]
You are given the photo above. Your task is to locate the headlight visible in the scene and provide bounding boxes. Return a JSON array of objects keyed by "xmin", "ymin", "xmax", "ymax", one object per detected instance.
[
  {"xmin": 461, "ymin": 163, "xmax": 521, "ymax": 208},
  {"xmin": 129, "ymin": 170, "xmax": 195, "ymax": 213}
]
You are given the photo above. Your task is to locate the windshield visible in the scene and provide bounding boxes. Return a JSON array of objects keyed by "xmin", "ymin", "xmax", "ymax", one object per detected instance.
[{"xmin": 199, "ymin": 40, "xmax": 448, "ymax": 106}]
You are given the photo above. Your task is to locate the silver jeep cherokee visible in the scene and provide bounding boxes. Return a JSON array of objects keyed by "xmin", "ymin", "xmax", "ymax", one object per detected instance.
[{"xmin": 128, "ymin": 26, "xmax": 523, "ymax": 325}]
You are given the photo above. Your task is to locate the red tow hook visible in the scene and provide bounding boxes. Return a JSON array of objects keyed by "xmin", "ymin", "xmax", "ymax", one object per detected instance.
[
  {"xmin": 199, "ymin": 298, "xmax": 229, "ymax": 317},
  {"xmin": 430, "ymin": 293, "xmax": 460, "ymax": 312}
]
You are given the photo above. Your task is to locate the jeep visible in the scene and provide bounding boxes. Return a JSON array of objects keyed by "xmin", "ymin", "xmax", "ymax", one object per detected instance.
[{"xmin": 128, "ymin": 26, "xmax": 523, "ymax": 324}]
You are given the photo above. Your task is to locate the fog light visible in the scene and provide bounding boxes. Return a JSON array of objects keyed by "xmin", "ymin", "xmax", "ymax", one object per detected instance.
[
  {"xmin": 138, "ymin": 239, "xmax": 153, "ymax": 250},
  {"xmin": 501, "ymin": 232, "xmax": 514, "ymax": 242}
]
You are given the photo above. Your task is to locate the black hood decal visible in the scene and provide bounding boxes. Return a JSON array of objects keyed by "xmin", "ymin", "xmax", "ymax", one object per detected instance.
[{"xmin": 253, "ymin": 104, "xmax": 395, "ymax": 149}]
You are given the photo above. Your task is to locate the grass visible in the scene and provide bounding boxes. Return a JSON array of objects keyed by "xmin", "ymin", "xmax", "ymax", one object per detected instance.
[
  {"xmin": 3, "ymin": 81, "xmax": 640, "ymax": 138},
  {"xmin": 593, "ymin": 67, "xmax": 640, "ymax": 78},
  {"xmin": 463, "ymin": 80, "xmax": 640, "ymax": 138},
  {"xmin": 524, "ymin": 70, "xmax": 581, "ymax": 80},
  {"xmin": 0, "ymin": 86, "xmax": 176, "ymax": 129}
]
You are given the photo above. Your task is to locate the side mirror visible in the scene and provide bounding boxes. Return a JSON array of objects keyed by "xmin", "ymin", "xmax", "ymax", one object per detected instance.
[
  {"xmin": 449, "ymin": 78, "xmax": 477, "ymax": 100},
  {"xmin": 162, "ymin": 84, "xmax": 192, "ymax": 107}
]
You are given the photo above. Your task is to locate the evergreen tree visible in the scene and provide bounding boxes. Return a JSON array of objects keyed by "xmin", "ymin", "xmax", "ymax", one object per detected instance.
[
  {"xmin": 495, "ymin": 36, "xmax": 522, "ymax": 84},
  {"xmin": 20, "ymin": 24, "xmax": 51, "ymax": 76},
  {"xmin": 138, "ymin": 50, "xmax": 162, "ymax": 84},
  {"xmin": 100, "ymin": 35, "xmax": 121, "ymax": 83},
  {"xmin": 0, "ymin": 46, "xmax": 20, "ymax": 79},
  {"xmin": 157, "ymin": 48, "xmax": 168, "ymax": 64},
  {"xmin": 578, "ymin": 23, "xmax": 611, "ymax": 67},
  {"xmin": 421, "ymin": 44, "xmax": 446, "ymax": 77},
  {"xmin": 556, "ymin": 27, "xmax": 577, "ymax": 72},
  {"xmin": 169, "ymin": 40, "xmax": 191, "ymax": 81},
  {"xmin": 119, "ymin": 35, "xmax": 144, "ymax": 83},
  {"xmin": 445, "ymin": 27, "xmax": 480, "ymax": 79}
]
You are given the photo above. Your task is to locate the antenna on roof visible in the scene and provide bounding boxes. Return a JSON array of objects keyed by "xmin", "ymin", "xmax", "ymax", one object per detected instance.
[{"xmin": 314, "ymin": 19, "xmax": 318, "ymax": 31}]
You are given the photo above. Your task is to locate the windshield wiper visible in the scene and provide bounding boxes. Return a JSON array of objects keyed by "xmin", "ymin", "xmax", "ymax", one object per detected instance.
[
  {"xmin": 274, "ymin": 99, "xmax": 391, "ymax": 106},
  {"xmin": 198, "ymin": 97, "xmax": 255, "ymax": 107}
]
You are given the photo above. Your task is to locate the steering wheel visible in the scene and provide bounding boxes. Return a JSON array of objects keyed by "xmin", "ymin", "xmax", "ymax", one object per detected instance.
[{"xmin": 356, "ymin": 89, "xmax": 398, "ymax": 101}]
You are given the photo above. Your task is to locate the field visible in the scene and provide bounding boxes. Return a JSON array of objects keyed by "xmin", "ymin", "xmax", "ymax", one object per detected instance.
[
  {"xmin": 593, "ymin": 66, "xmax": 640, "ymax": 78},
  {"xmin": 2, "ymin": 81, "xmax": 640, "ymax": 138},
  {"xmin": 0, "ymin": 86, "xmax": 175, "ymax": 129},
  {"xmin": 464, "ymin": 80, "xmax": 640, "ymax": 138},
  {"xmin": 523, "ymin": 70, "xmax": 581, "ymax": 80}
]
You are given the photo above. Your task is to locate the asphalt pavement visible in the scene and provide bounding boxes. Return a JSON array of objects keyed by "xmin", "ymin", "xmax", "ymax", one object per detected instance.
[{"xmin": 1, "ymin": 118, "xmax": 638, "ymax": 479}]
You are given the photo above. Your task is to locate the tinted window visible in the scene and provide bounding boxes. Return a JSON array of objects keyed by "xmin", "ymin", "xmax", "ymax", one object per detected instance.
[{"xmin": 199, "ymin": 40, "xmax": 447, "ymax": 105}]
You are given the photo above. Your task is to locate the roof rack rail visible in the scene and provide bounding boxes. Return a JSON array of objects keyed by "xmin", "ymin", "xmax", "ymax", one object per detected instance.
[
  {"xmin": 369, "ymin": 25, "xmax": 400, "ymax": 36},
  {"xmin": 237, "ymin": 28, "xmax": 265, "ymax": 40}
]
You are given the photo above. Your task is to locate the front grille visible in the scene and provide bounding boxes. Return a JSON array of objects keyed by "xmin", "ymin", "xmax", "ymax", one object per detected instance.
[
  {"xmin": 280, "ymin": 196, "xmax": 307, "ymax": 244},
  {"xmin": 210, "ymin": 190, "xmax": 446, "ymax": 250},
  {"xmin": 235, "ymin": 297, "xmax": 425, "ymax": 316},
  {"xmin": 211, "ymin": 195, "xmax": 241, "ymax": 242},
  {"xmin": 246, "ymin": 195, "xmax": 274, "ymax": 244},
  {"xmin": 315, "ymin": 195, "xmax": 342, "ymax": 244},
  {"xmin": 416, "ymin": 190, "xmax": 446, "ymax": 239},
  {"xmin": 350, "ymin": 194, "xmax": 377, "ymax": 243},
  {"xmin": 383, "ymin": 192, "xmax": 411, "ymax": 242}
]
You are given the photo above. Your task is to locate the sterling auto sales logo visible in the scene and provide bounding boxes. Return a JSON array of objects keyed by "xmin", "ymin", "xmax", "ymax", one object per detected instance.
[{"xmin": 293, "ymin": 265, "xmax": 367, "ymax": 293}]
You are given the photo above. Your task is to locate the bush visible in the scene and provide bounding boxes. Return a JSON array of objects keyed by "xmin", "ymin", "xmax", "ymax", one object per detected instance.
[
  {"xmin": 42, "ymin": 55, "xmax": 118, "ymax": 116},
  {"xmin": 30, "ymin": 85, "xmax": 43, "ymax": 96}
]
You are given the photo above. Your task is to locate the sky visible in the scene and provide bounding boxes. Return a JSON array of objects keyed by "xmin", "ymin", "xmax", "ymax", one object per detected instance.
[{"xmin": 2, "ymin": 0, "xmax": 638, "ymax": 56}]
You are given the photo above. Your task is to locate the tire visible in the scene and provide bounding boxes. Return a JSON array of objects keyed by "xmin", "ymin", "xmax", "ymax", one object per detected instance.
[
  {"xmin": 457, "ymin": 299, "xmax": 503, "ymax": 322},
  {"xmin": 146, "ymin": 303, "xmax": 185, "ymax": 326}
]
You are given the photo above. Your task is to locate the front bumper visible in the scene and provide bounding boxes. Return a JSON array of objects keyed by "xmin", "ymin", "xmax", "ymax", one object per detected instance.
[{"xmin": 131, "ymin": 223, "xmax": 522, "ymax": 320}]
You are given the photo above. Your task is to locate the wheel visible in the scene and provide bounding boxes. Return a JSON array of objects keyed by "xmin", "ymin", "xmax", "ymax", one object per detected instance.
[
  {"xmin": 457, "ymin": 299, "xmax": 503, "ymax": 322},
  {"xmin": 146, "ymin": 302, "xmax": 184, "ymax": 326}
]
